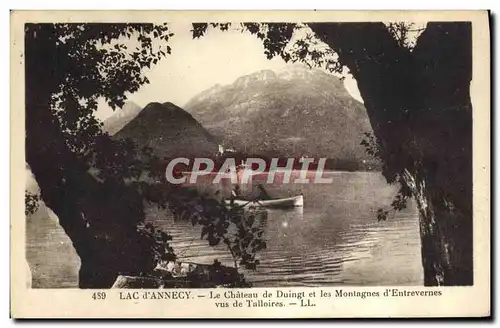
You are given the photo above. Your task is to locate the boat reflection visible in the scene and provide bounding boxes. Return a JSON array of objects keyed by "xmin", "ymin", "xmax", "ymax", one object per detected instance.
[{"xmin": 266, "ymin": 206, "xmax": 304, "ymax": 231}]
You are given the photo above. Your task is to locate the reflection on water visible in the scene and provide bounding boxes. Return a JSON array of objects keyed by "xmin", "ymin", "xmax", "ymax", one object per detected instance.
[
  {"xmin": 148, "ymin": 172, "xmax": 424, "ymax": 287},
  {"xmin": 26, "ymin": 206, "xmax": 81, "ymax": 288},
  {"xmin": 27, "ymin": 171, "xmax": 424, "ymax": 288}
]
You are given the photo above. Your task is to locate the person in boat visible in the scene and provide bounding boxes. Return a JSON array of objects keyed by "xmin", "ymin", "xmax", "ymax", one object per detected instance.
[
  {"xmin": 255, "ymin": 183, "xmax": 272, "ymax": 201},
  {"xmin": 231, "ymin": 184, "xmax": 242, "ymax": 200}
]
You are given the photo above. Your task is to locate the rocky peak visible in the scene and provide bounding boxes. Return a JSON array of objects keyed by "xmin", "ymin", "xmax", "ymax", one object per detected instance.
[{"xmin": 233, "ymin": 69, "xmax": 278, "ymax": 88}]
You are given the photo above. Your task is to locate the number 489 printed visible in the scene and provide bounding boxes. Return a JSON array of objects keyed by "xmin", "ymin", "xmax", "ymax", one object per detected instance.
[{"xmin": 92, "ymin": 292, "xmax": 107, "ymax": 300}]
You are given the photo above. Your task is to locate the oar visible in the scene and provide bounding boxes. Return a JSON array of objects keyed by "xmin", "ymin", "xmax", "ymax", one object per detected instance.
[
  {"xmin": 253, "ymin": 199, "xmax": 265, "ymax": 207},
  {"xmin": 227, "ymin": 198, "xmax": 263, "ymax": 210},
  {"xmin": 242, "ymin": 197, "xmax": 266, "ymax": 209}
]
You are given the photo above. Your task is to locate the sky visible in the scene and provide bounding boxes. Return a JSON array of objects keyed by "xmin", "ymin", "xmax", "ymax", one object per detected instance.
[{"xmin": 95, "ymin": 22, "xmax": 364, "ymax": 122}]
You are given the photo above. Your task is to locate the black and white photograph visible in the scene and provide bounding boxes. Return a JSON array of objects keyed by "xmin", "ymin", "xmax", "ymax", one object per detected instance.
[{"xmin": 11, "ymin": 10, "xmax": 490, "ymax": 318}]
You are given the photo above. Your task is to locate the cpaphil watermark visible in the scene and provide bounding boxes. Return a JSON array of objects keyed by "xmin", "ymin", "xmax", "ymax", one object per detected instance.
[{"xmin": 165, "ymin": 157, "xmax": 334, "ymax": 185}]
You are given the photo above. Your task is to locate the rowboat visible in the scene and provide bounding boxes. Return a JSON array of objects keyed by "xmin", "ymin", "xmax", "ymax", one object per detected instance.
[{"xmin": 225, "ymin": 194, "xmax": 304, "ymax": 209}]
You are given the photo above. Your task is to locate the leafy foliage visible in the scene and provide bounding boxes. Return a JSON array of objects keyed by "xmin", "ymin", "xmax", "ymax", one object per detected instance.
[
  {"xmin": 360, "ymin": 132, "xmax": 382, "ymax": 160},
  {"xmin": 25, "ymin": 191, "xmax": 40, "ymax": 216},
  {"xmin": 193, "ymin": 22, "xmax": 420, "ymax": 221},
  {"xmin": 172, "ymin": 191, "xmax": 267, "ymax": 270},
  {"xmin": 191, "ymin": 22, "xmax": 344, "ymax": 74},
  {"xmin": 375, "ymin": 183, "xmax": 411, "ymax": 221},
  {"xmin": 386, "ymin": 22, "xmax": 425, "ymax": 50},
  {"xmin": 26, "ymin": 23, "xmax": 268, "ymax": 286},
  {"xmin": 29, "ymin": 23, "xmax": 179, "ymax": 270},
  {"xmin": 28, "ymin": 21, "xmax": 456, "ymax": 288},
  {"xmin": 195, "ymin": 21, "xmax": 474, "ymax": 286},
  {"xmin": 137, "ymin": 222, "xmax": 177, "ymax": 264},
  {"xmin": 359, "ymin": 131, "xmax": 410, "ymax": 221},
  {"xmin": 132, "ymin": 157, "xmax": 268, "ymax": 271}
]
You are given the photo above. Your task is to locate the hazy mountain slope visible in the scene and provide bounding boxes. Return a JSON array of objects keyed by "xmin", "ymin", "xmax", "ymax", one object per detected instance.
[
  {"xmin": 184, "ymin": 64, "xmax": 373, "ymax": 161},
  {"xmin": 102, "ymin": 101, "xmax": 142, "ymax": 136},
  {"xmin": 113, "ymin": 102, "xmax": 218, "ymax": 158}
]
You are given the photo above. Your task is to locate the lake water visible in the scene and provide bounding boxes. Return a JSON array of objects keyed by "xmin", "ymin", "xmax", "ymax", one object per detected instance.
[{"xmin": 26, "ymin": 171, "xmax": 424, "ymax": 288}]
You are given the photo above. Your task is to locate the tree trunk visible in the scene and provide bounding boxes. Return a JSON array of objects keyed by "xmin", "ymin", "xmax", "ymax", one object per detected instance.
[
  {"xmin": 24, "ymin": 26, "xmax": 155, "ymax": 288},
  {"xmin": 403, "ymin": 170, "xmax": 473, "ymax": 285},
  {"xmin": 308, "ymin": 22, "xmax": 473, "ymax": 286},
  {"xmin": 25, "ymin": 98, "xmax": 123, "ymax": 288}
]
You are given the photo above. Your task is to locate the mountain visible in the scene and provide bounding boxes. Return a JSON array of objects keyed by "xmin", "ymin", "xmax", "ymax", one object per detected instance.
[
  {"xmin": 184, "ymin": 64, "xmax": 374, "ymax": 162},
  {"xmin": 103, "ymin": 101, "xmax": 143, "ymax": 136},
  {"xmin": 113, "ymin": 102, "xmax": 218, "ymax": 158}
]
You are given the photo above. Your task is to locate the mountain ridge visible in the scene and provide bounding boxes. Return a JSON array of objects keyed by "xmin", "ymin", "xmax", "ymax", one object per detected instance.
[
  {"xmin": 102, "ymin": 101, "xmax": 143, "ymax": 136},
  {"xmin": 183, "ymin": 64, "xmax": 373, "ymax": 162}
]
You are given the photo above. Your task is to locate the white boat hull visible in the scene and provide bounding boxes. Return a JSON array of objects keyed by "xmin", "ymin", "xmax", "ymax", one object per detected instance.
[{"xmin": 225, "ymin": 195, "xmax": 303, "ymax": 209}]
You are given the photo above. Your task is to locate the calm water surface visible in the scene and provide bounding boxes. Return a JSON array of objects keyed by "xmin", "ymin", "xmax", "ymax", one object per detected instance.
[{"xmin": 26, "ymin": 171, "xmax": 423, "ymax": 288}]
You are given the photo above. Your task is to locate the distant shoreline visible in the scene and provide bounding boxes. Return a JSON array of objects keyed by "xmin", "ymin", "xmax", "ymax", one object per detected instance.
[
  {"xmin": 182, "ymin": 169, "xmax": 381, "ymax": 175},
  {"xmin": 179, "ymin": 169, "xmax": 383, "ymax": 186}
]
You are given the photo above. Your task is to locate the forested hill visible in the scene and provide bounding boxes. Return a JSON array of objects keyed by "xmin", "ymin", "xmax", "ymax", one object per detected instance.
[{"xmin": 112, "ymin": 102, "xmax": 218, "ymax": 158}]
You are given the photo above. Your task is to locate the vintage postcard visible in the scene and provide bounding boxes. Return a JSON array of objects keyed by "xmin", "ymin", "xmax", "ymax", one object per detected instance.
[{"xmin": 10, "ymin": 10, "xmax": 491, "ymax": 318}]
